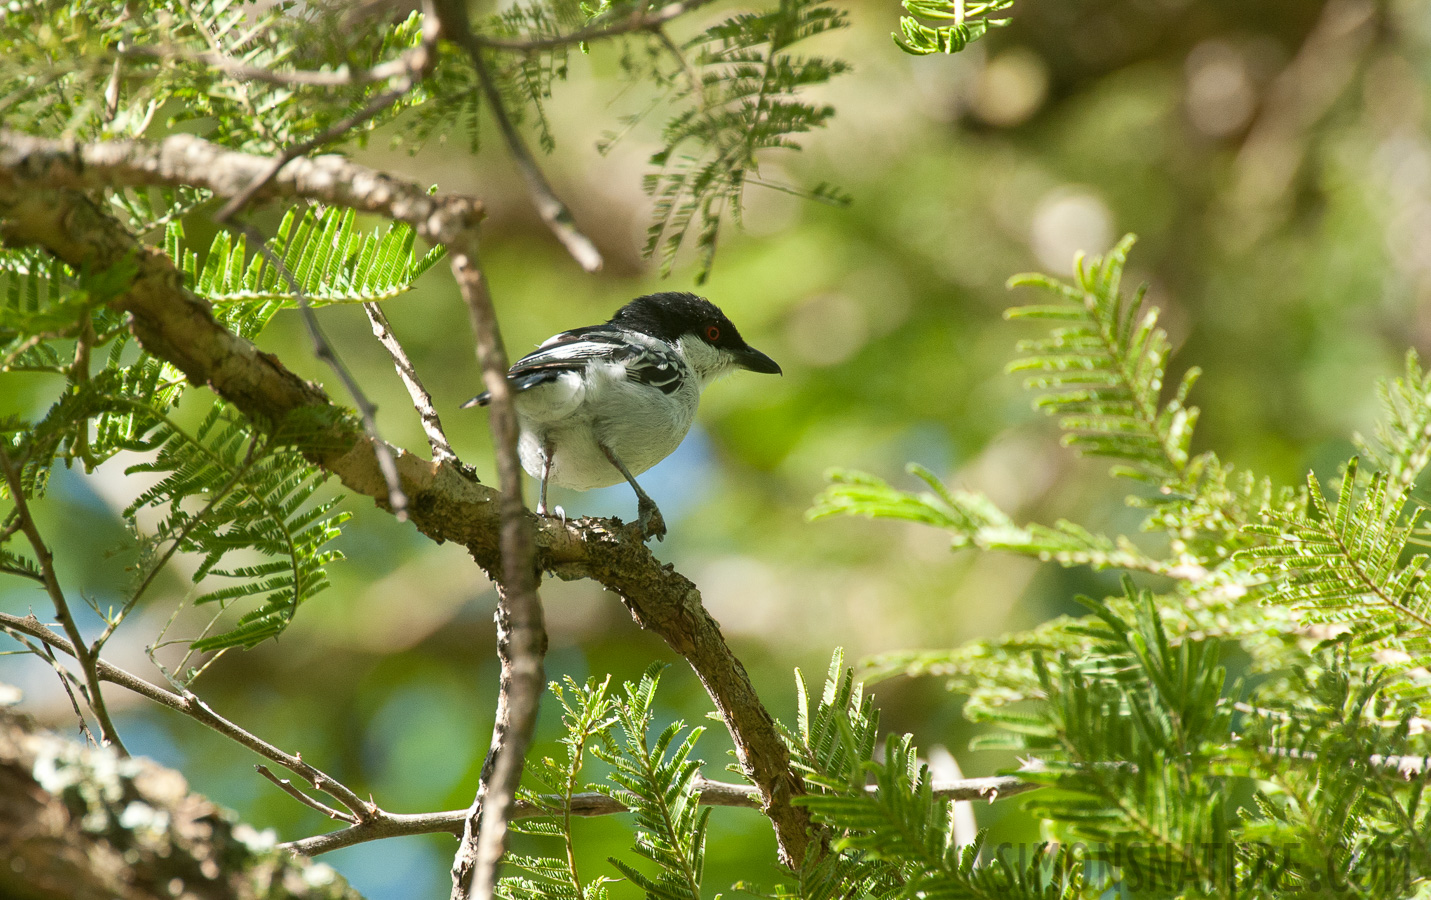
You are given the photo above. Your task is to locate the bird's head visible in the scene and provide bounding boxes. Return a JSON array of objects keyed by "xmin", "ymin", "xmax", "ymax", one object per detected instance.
[{"xmin": 610, "ymin": 292, "xmax": 782, "ymax": 384}]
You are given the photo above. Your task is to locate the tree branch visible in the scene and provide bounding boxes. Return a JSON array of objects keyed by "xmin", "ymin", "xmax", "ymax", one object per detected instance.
[
  {"xmin": 475, "ymin": 0, "xmax": 719, "ymax": 52},
  {"xmin": 431, "ymin": 0, "xmax": 603, "ymax": 272},
  {"xmin": 0, "ymin": 130, "xmax": 814, "ymax": 868},
  {"xmin": 122, "ymin": 38, "xmax": 428, "ymax": 89},
  {"xmin": 0, "ymin": 447, "xmax": 127, "ymax": 756},
  {"xmin": 448, "ymin": 237, "xmax": 547, "ymax": 899},
  {"xmin": 0, "ymin": 130, "xmax": 485, "ymax": 245},
  {"xmin": 0, "ymin": 612, "xmax": 377, "ymax": 824},
  {"xmin": 286, "ymin": 773, "xmax": 1040, "ymax": 856},
  {"xmin": 364, "ymin": 300, "xmax": 457, "ymax": 464}
]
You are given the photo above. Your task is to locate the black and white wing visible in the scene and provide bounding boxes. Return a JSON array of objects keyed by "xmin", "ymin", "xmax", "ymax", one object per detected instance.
[{"xmin": 461, "ymin": 325, "xmax": 682, "ymax": 408}]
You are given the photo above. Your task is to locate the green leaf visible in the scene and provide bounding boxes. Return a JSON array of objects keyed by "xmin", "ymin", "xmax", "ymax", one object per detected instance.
[
  {"xmin": 121, "ymin": 402, "xmax": 349, "ymax": 652},
  {"xmin": 168, "ymin": 207, "xmax": 443, "ymax": 339}
]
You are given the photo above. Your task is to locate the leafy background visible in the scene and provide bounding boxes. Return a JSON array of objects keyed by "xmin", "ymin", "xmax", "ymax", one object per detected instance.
[{"xmin": 2, "ymin": 0, "xmax": 1428, "ymax": 896}]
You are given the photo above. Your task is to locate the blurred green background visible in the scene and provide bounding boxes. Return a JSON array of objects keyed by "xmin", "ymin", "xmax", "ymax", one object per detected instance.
[{"xmin": 4, "ymin": 0, "xmax": 1430, "ymax": 895}]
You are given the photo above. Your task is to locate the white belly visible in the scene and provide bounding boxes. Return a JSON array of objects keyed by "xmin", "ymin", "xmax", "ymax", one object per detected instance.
[{"xmin": 512, "ymin": 366, "xmax": 698, "ymax": 491}]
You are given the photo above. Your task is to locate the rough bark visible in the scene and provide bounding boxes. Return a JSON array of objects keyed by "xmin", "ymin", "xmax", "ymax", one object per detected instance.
[{"xmin": 0, "ymin": 710, "xmax": 363, "ymax": 900}]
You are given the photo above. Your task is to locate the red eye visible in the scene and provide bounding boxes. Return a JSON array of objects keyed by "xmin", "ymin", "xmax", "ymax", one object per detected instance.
[{"xmin": 706, "ymin": 325, "xmax": 721, "ymax": 341}]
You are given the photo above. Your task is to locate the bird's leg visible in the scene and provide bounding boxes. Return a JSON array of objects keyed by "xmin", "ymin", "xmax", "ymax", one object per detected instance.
[
  {"xmin": 599, "ymin": 442, "xmax": 666, "ymax": 541},
  {"xmin": 537, "ymin": 439, "xmax": 554, "ymax": 516}
]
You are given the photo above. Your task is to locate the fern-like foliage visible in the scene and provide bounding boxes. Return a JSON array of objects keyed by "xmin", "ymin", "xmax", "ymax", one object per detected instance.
[
  {"xmin": 894, "ymin": 0, "xmax": 1014, "ymax": 56},
  {"xmin": 167, "ymin": 205, "xmax": 443, "ymax": 337},
  {"xmin": 121, "ymin": 404, "xmax": 350, "ymax": 652},
  {"xmin": 642, "ymin": 0, "xmax": 850, "ymax": 282},
  {"xmin": 1234, "ymin": 660, "xmax": 1431, "ymax": 895},
  {"xmin": 110, "ymin": 186, "xmax": 213, "ymax": 237},
  {"xmin": 812, "ymin": 236, "xmax": 1305, "ymax": 594},
  {"xmin": 1242, "ymin": 458, "xmax": 1431, "ymax": 656},
  {"xmin": 502, "ymin": 676, "xmax": 618, "ymax": 900},
  {"xmin": 1356, "ymin": 350, "xmax": 1431, "ymax": 497},
  {"xmin": 1005, "ymin": 235, "xmax": 1199, "ymax": 487},
  {"xmin": 811, "ymin": 464, "xmax": 1179, "ymax": 575},
  {"xmin": 1004, "ymin": 235, "xmax": 1304, "ymax": 550},
  {"xmin": 784, "ymin": 650, "xmax": 1083, "ymax": 899},
  {"xmin": 788, "ymin": 648, "xmax": 880, "ymax": 790},
  {"xmin": 0, "ymin": 1, "xmax": 429, "ymax": 150},
  {"xmin": 593, "ymin": 665, "xmax": 708, "ymax": 900}
]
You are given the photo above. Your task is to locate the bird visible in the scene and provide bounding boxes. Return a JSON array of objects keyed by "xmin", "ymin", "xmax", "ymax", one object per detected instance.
[{"xmin": 461, "ymin": 292, "xmax": 782, "ymax": 541}]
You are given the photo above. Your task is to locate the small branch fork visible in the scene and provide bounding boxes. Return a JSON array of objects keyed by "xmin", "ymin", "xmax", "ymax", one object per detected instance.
[
  {"xmin": 0, "ymin": 447, "xmax": 127, "ymax": 756},
  {"xmin": 0, "ymin": 612, "xmax": 377, "ymax": 825},
  {"xmin": 364, "ymin": 301, "xmax": 457, "ymax": 464},
  {"xmin": 284, "ymin": 773, "xmax": 1041, "ymax": 857},
  {"xmin": 211, "ymin": 0, "xmax": 444, "ymax": 223}
]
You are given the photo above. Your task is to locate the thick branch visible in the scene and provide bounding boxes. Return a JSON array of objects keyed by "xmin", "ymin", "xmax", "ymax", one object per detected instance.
[
  {"xmin": 0, "ymin": 132, "xmax": 814, "ymax": 868},
  {"xmin": 0, "ymin": 130, "xmax": 484, "ymax": 244},
  {"xmin": 0, "ymin": 711, "xmax": 362, "ymax": 900}
]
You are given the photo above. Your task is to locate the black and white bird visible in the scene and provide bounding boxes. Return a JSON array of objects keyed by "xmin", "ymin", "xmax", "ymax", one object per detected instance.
[{"xmin": 462, "ymin": 292, "xmax": 782, "ymax": 540}]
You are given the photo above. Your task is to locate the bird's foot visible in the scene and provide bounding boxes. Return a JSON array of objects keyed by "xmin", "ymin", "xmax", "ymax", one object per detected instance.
[
  {"xmin": 637, "ymin": 498, "xmax": 666, "ymax": 542},
  {"xmin": 536, "ymin": 503, "xmax": 569, "ymax": 526}
]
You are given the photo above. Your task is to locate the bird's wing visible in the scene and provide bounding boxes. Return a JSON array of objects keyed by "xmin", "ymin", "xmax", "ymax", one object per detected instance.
[
  {"xmin": 618, "ymin": 343, "xmax": 683, "ymax": 394},
  {"xmin": 461, "ymin": 326, "xmax": 682, "ymax": 408}
]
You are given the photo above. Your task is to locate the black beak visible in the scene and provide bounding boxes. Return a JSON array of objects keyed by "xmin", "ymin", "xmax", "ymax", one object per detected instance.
[{"xmin": 735, "ymin": 345, "xmax": 782, "ymax": 375}]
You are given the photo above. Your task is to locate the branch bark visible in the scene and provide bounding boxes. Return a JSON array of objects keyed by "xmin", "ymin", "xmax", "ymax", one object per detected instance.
[
  {"xmin": 447, "ymin": 239, "xmax": 547, "ymax": 899},
  {"xmin": 0, "ymin": 709, "xmax": 363, "ymax": 900},
  {"xmin": 0, "ymin": 446, "xmax": 127, "ymax": 756},
  {"xmin": 0, "ymin": 613, "xmax": 379, "ymax": 825},
  {"xmin": 0, "ymin": 130, "xmax": 814, "ymax": 868},
  {"xmin": 285, "ymin": 773, "xmax": 1040, "ymax": 856}
]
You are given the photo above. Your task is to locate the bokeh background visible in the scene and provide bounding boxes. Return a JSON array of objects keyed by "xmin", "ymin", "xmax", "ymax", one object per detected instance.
[{"xmin": 4, "ymin": 0, "xmax": 1430, "ymax": 895}]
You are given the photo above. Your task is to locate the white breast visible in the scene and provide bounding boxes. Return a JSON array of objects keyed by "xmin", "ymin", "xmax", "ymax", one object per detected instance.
[{"xmin": 512, "ymin": 351, "xmax": 701, "ymax": 491}]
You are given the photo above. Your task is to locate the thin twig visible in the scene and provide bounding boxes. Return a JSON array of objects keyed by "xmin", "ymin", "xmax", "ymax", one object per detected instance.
[
  {"xmin": 92, "ymin": 453, "xmax": 257, "ymax": 656},
  {"xmin": 475, "ymin": 0, "xmax": 718, "ymax": 52},
  {"xmin": 122, "ymin": 43, "xmax": 424, "ymax": 88},
  {"xmin": 234, "ymin": 221, "xmax": 410, "ymax": 523},
  {"xmin": 285, "ymin": 773, "xmax": 1041, "ymax": 856},
  {"xmin": 0, "ymin": 447, "xmax": 127, "ymax": 756},
  {"xmin": 363, "ymin": 301, "xmax": 457, "ymax": 463},
  {"xmin": 212, "ymin": 1, "xmax": 442, "ymax": 223},
  {"xmin": 448, "ymin": 237, "xmax": 547, "ymax": 900},
  {"xmin": 10, "ymin": 633, "xmax": 100, "ymax": 747},
  {"xmin": 213, "ymin": 83, "xmax": 416, "ymax": 223},
  {"xmin": 0, "ymin": 611, "xmax": 377, "ymax": 823},
  {"xmin": 429, "ymin": 0, "xmax": 601, "ymax": 273},
  {"xmin": 471, "ymin": 49, "xmax": 602, "ymax": 272},
  {"xmin": 256, "ymin": 764, "xmax": 361, "ymax": 824}
]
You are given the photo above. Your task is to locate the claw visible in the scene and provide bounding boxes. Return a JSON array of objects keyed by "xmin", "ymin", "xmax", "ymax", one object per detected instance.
[{"xmin": 637, "ymin": 498, "xmax": 667, "ymax": 542}]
